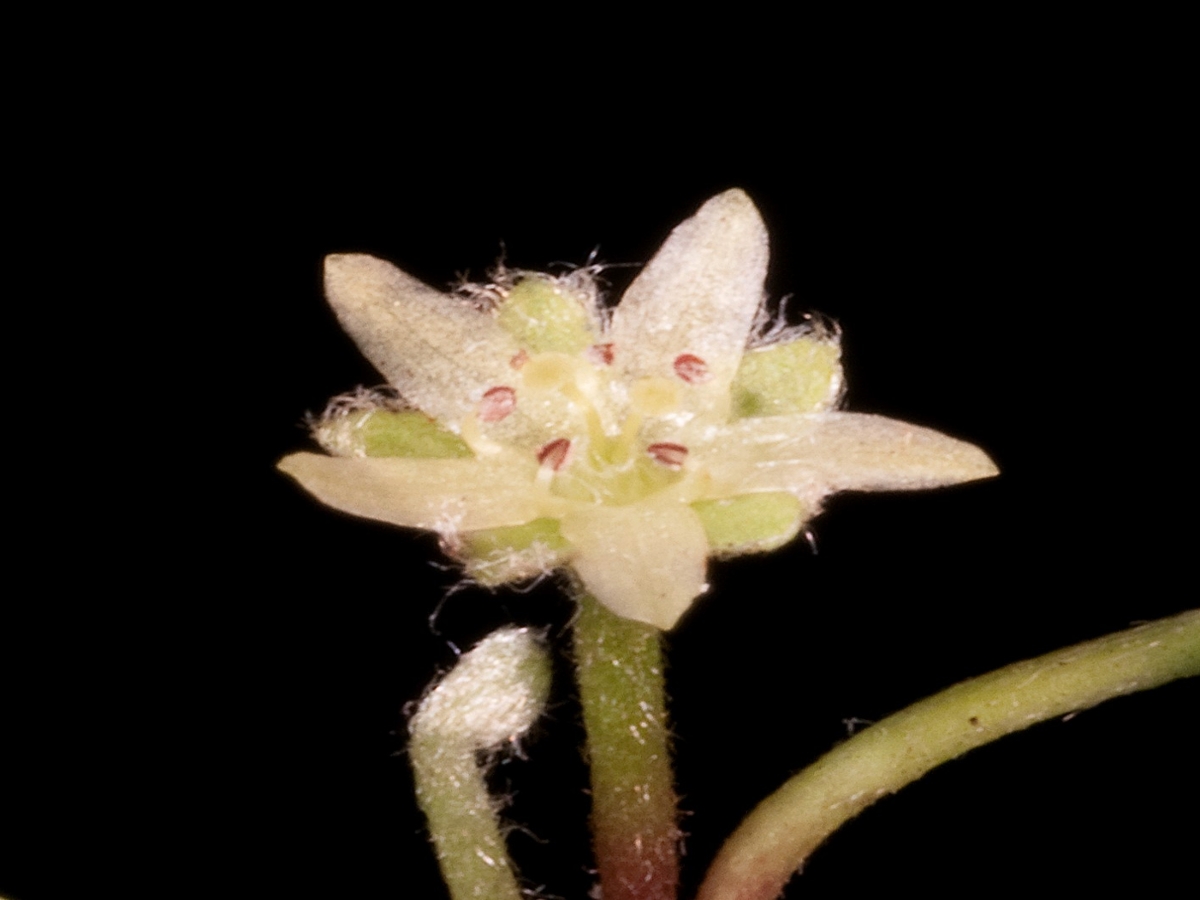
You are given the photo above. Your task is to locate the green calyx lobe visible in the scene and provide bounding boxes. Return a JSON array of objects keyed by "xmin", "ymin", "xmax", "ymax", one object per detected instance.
[
  {"xmin": 731, "ymin": 335, "xmax": 842, "ymax": 418},
  {"xmin": 496, "ymin": 276, "xmax": 595, "ymax": 354},
  {"xmin": 320, "ymin": 409, "xmax": 473, "ymax": 459},
  {"xmin": 458, "ymin": 518, "xmax": 573, "ymax": 586},
  {"xmin": 692, "ymin": 492, "xmax": 805, "ymax": 554}
]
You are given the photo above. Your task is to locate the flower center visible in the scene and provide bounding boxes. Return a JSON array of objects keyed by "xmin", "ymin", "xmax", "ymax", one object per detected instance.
[{"xmin": 475, "ymin": 350, "xmax": 695, "ymax": 507}]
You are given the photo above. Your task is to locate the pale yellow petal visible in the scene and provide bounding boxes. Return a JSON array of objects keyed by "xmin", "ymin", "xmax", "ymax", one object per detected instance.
[
  {"xmin": 278, "ymin": 452, "xmax": 549, "ymax": 532},
  {"xmin": 560, "ymin": 500, "xmax": 709, "ymax": 630},
  {"xmin": 609, "ymin": 190, "xmax": 768, "ymax": 424},
  {"xmin": 324, "ymin": 255, "xmax": 522, "ymax": 429},
  {"xmin": 699, "ymin": 412, "xmax": 998, "ymax": 504}
]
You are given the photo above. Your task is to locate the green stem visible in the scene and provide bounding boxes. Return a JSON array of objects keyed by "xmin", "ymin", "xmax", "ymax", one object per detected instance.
[
  {"xmin": 410, "ymin": 739, "xmax": 525, "ymax": 900},
  {"xmin": 697, "ymin": 610, "xmax": 1200, "ymax": 900},
  {"xmin": 409, "ymin": 628, "xmax": 551, "ymax": 900},
  {"xmin": 573, "ymin": 592, "xmax": 681, "ymax": 900}
]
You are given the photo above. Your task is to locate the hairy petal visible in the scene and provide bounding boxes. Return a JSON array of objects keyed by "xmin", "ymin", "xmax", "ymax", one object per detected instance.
[
  {"xmin": 324, "ymin": 255, "xmax": 521, "ymax": 429},
  {"xmin": 277, "ymin": 452, "xmax": 553, "ymax": 532},
  {"xmin": 699, "ymin": 412, "xmax": 999, "ymax": 505},
  {"xmin": 561, "ymin": 500, "xmax": 709, "ymax": 630},
  {"xmin": 610, "ymin": 190, "xmax": 768, "ymax": 425}
]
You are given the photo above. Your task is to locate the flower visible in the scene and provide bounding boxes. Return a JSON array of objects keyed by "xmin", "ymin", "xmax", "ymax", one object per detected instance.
[{"xmin": 278, "ymin": 190, "xmax": 997, "ymax": 629}]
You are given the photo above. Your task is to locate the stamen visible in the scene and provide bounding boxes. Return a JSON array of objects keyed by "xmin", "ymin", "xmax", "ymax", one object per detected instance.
[
  {"xmin": 479, "ymin": 386, "xmax": 516, "ymax": 422},
  {"xmin": 537, "ymin": 438, "xmax": 571, "ymax": 471},
  {"xmin": 587, "ymin": 343, "xmax": 615, "ymax": 365},
  {"xmin": 674, "ymin": 353, "xmax": 709, "ymax": 383},
  {"xmin": 646, "ymin": 442, "xmax": 688, "ymax": 469}
]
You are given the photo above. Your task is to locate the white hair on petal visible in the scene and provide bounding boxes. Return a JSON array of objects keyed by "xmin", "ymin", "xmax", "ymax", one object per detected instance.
[
  {"xmin": 746, "ymin": 294, "xmax": 842, "ymax": 349},
  {"xmin": 304, "ymin": 386, "xmax": 410, "ymax": 457},
  {"xmin": 450, "ymin": 252, "xmax": 641, "ymax": 336}
]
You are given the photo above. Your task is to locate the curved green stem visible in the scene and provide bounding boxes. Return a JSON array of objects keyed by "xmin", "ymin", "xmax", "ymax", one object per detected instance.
[
  {"xmin": 409, "ymin": 628, "xmax": 551, "ymax": 900},
  {"xmin": 697, "ymin": 610, "xmax": 1200, "ymax": 900},
  {"xmin": 410, "ymin": 741, "xmax": 525, "ymax": 900},
  {"xmin": 573, "ymin": 592, "xmax": 681, "ymax": 900}
]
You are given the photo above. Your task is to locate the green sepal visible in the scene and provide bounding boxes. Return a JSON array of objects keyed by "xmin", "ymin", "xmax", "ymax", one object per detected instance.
[
  {"xmin": 459, "ymin": 517, "xmax": 574, "ymax": 586},
  {"xmin": 731, "ymin": 335, "xmax": 842, "ymax": 418},
  {"xmin": 691, "ymin": 492, "xmax": 805, "ymax": 555},
  {"xmin": 316, "ymin": 409, "xmax": 473, "ymax": 459},
  {"xmin": 496, "ymin": 276, "xmax": 596, "ymax": 354}
]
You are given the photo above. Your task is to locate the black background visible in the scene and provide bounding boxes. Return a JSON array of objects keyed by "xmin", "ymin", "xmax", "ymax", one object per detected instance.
[{"xmin": 2, "ymin": 39, "xmax": 1193, "ymax": 900}]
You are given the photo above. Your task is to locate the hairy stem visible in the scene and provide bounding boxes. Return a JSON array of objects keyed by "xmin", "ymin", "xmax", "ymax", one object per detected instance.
[
  {"xmin": 410, "ymin": 741, "xmax": 524, "ymax": 900},
  {"xmin": 697, "ymin": 610, "xmax": 1200, "ymax": 900},
  {"xmin": 573, "ymin": 592, "xmax": 681, "ymax": 900},
  {"xmin": 409, "ymin": 628, "xmax": 551, "ymax": 900}
]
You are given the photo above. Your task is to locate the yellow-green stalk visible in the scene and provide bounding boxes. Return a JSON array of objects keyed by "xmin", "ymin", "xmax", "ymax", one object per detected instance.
[
  {"xmin": 697, "ymin": 610, "xmax": 1200, "ymax": 900},
  {"xmin": 409, "ymin": 628, "xmax": 552, "ymax": 900}
]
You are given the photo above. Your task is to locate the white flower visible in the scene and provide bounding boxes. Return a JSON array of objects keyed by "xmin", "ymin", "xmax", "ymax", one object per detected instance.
[{"xmin": 279, "ymin": 190, "xmax": 997, "ymax": 629}]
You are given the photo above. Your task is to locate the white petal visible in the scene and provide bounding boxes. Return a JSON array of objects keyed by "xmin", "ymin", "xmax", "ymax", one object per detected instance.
[
  {"xmin": 698, "ymin": 412, "xmax": 999, "ymax": 504},
  {"xmin": 609, "ymin": 190, "xmax": 768, "ymax": 423},
  {"xmin": 324, "ymin": 255, "xmax": 521, "ymax": 429},
  {"xmin": 278, "ymin": 452, "xmax": 549, "ymax": 532},
  {"xmin": 560, "ymin": 500, "xmax": 709, "ymax": 630}
]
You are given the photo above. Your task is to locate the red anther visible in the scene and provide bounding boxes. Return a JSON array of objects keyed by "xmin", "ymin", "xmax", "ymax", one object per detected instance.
[
  {"xmin": 479, "ymin": 386, "xmax": 517, "ymax": 422},
  {"xmin": 537, "ymin": 438, "xmax": 571, "ymax": 471},
  {"xmin": 510, "ymin": 350, "xmax": 529, "ymax": 369},
  {"xmin": 646, "ymin": 442, "xmax": 689, "ymax": 469},
  {"xmin": 673, "ymin": 353, "xmax": 709, "ymax": 383},
  {"xmin": 587, "ymin": 343, "xmax": 615, "ymax": 365}
]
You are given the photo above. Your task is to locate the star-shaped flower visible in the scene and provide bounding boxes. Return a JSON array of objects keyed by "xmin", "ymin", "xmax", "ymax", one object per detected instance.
[{"xmin": 279, "ymin": 190, "xmax": 997, "ymax": 629}]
